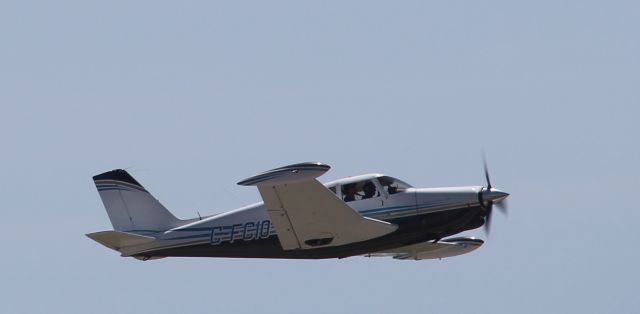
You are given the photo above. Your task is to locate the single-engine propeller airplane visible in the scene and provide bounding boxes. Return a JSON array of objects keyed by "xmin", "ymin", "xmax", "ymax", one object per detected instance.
[{"xmin": 87, "ymin": 162, "xmax": 509, "ymax": 261}]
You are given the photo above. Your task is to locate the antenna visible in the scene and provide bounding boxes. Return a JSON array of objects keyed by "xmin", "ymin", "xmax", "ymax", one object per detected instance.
[
  {"xmin": 222, "ymin": 185, "xmax": 243, "ymax": 203},
  {"xmin": 197, "ymin": 211, "xmax": 202, "ymax": 220}
]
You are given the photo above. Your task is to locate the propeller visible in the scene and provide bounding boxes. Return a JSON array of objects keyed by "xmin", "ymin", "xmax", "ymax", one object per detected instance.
[
  {"xmin": 496, "ymin": 198, "xmax": 508, "ymax": 214},
  {"xmin": 479, "ymin": 157, "xmax": 509, "ymax": 234},
  {"xmin": 483, "ymin": 158, "xmax": 492, "ymax": 190}
]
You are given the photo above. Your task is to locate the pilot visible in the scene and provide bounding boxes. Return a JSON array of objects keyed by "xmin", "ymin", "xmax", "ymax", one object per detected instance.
[
  {"xmin": 362, "ymin": 181, "xmax": 376, "ymax": 199},
  {"xmin": 343, "ymin": 184, "xmax": 357, "ymax": 202},
  {"xmin": 379, "ymin": 177, "xmax": 397, "ymax": 195}
]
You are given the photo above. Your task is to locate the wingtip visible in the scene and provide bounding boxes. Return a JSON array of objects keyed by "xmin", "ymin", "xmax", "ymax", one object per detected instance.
[{"xmin": 238, "ymin": 162, "xmax": 331, "ymax": 186}]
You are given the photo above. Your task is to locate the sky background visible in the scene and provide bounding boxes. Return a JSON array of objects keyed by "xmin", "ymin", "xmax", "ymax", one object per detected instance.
[{"xmin": 1, "ymin": 1, "xmax": 639, "ymax": 313}]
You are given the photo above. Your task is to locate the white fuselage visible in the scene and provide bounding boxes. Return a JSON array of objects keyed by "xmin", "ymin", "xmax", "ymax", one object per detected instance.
[{"xmin": 157, "ymin": 175, "xmax": 483, "ymax": 251}]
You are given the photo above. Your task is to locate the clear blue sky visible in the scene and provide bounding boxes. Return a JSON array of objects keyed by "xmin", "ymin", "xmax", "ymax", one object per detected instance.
[{"xmin": 1, "ymin": 1, "xmax": 638, "ymax": 313}]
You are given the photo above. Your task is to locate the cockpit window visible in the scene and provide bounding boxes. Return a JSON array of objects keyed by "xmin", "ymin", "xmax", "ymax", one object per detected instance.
[
  {"xmin": 342, "ymin": 180, "xmax": 379, "ymax": 202},
  {"xmin": 378, "ymin": 176, "xmax": 412, "ymax": 195}
]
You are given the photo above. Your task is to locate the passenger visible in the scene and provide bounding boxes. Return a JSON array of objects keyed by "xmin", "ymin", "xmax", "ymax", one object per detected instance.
[
  {"xmin": 362, "ymin": 181, "xmax": 377, "ymax": 199},
  {"xmin": 343, "ymin": 184, "xmax": 357, "ymax": 202}
]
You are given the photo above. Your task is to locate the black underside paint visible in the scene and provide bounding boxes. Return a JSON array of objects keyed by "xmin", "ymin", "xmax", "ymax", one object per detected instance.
[{"xmin": 137, "ymin": 206, "xmax": 487, "ymax": 260}]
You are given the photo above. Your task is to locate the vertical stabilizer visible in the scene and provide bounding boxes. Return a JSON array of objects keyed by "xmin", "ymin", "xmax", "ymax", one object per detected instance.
[{"xmin": 93, "ymin": 169, "xmax": 181, "ymax": 233}]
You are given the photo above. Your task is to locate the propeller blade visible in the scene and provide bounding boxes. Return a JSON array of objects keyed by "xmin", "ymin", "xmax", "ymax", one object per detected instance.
[
  {"xmin": 483, "ymin": 201, "xmax": 493, "ymax": 234},
  {"xmin": 496, "ymin": 198, "xmax": 508, "ymax": 215},
  {"xmin": 483, "ymin": 157, "xmax": 492, "ymax": 190}
]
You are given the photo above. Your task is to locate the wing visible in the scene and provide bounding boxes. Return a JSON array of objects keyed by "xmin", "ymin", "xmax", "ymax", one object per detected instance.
[
  {"xmin": 238, "ymin": 162, "xmax": 398, "ymax": 250},
  {"xmin": 366, "ymin": 237, "xmax": 484, "ymax": 260}
]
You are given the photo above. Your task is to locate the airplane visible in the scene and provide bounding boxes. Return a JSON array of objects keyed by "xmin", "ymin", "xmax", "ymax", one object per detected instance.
[{"xmin": 87, "ymin": 162, "xmax": 509, "ymax": 261}]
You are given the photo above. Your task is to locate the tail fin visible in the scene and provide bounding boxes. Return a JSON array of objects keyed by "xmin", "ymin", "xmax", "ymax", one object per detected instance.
[{"xmin": 93, "ymin": 169, "xmax": 182, "ymax": 233}]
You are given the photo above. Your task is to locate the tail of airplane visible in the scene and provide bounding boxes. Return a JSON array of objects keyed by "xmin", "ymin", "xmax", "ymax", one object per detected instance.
[{"xmin": 92, "ymin": 169, "xmax": 184, "ymax": 233}]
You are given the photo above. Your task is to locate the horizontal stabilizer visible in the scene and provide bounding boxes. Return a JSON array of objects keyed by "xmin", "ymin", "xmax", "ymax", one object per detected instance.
[{"xmin": 86, "ymin": 231, "xmax": 156, "ymax": 252}]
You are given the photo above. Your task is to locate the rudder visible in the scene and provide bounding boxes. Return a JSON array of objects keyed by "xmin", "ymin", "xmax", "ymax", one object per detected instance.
[{"xmin": 93, "ymin": 169, "xmax": 181, "ymax": 233}]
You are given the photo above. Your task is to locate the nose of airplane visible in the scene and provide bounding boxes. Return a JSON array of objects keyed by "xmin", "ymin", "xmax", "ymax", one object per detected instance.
[
  {"xmin": 482, "ymin": 188, "xmax": 509, "ymax": 203},
  {"xmin": 479, "ymin": 187, "xmax": 509, "ymax": 234}
]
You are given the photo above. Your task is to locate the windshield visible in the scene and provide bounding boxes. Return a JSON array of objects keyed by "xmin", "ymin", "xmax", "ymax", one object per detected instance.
[{"xmin": 378, "ymin": 176, "xmax": 412, "ymax": 195}]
